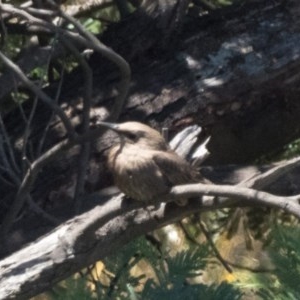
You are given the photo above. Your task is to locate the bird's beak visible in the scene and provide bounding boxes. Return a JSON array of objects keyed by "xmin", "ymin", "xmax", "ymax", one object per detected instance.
[{"xmin": 97, "ymin": 121, "xmax": 120, "ymax": 132}]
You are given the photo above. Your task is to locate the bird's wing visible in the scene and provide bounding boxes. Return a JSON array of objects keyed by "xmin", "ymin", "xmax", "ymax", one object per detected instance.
[{"xmin": 152, "ymin": 151, "xmax": 201, "ymax": 186}]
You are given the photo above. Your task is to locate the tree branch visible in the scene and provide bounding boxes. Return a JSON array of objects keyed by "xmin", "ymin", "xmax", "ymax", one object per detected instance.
[
  {"xmin": 0, "ymin": 51, "xmax": 76, "ymax": 139},
  {"xmin": 166, "ymin": 183, "xmax": 300, "ymax": 218},
  {"xmin": 1, "ymin": 180, "xmax": 300, "ymax": 299},
  {"xmin": 241, "ymin": 156, "xmax": 300, "ymax": 189},
  {"xmin": 0, "ymin": 122, "xmax": 109, "ymax": 239},
  {"xmin": 52, "ymin": 2, "xmax": 131, "ymax": 120},
  {"xmin": 60, "ymin": 37, "xmax": 93, "ymax": 212},
  {"xmin": 0, "ymin": 3, "xmax": 131, "ymax": 121},
  {"xmin": 0, "ymin": 2, "xmax": 131, "ymax": 237}
]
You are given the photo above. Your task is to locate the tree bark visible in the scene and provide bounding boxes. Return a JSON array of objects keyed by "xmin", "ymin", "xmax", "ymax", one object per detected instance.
[{"xmin": 2, "ymin": 176, "xmax": 300, "ymax": 299}]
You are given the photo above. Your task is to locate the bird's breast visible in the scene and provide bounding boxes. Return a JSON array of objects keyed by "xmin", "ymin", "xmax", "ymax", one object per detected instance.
[{"xmin": 108, "ymin": 145, "xmax": 169, "ymax": 202}]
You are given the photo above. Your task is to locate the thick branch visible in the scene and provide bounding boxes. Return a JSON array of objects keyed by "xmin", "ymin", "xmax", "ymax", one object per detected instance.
[
  {"xmin": 1, "ymin": 181, "xmax": 300, "ymax": 299},
  {"xmin": 166, "ymin": 183, "xmax": 300, "ymax": 218}
]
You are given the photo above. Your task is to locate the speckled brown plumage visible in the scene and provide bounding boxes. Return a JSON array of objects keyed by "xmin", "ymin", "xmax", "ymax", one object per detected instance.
[{"xmin": 99, "ymin": 121, "xmax": 202, "ymax": 203}]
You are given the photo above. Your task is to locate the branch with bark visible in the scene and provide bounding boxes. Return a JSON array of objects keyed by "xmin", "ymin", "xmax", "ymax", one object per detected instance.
[
  {"xmin": 1, "ymin": 165, "xmax": 300, "ymax": 300},
  {"xmin": 1, "ymin": 122, "xmax": 300, "ymax": 299}
]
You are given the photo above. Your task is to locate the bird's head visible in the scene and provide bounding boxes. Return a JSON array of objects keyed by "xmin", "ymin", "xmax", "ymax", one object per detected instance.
[{"xmin": 98, "ymin": 121, "xmax": 169, "ymax": 151}]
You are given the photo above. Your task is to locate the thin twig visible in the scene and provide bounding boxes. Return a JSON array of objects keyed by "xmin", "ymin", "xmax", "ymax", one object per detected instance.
[
  {"xmin": 48, "ymin": 0, "xmax": 131, "ymax": 121},
  {"xmin": 0, "ymin": 157, "xmax": 18, "ymax": 185},
  {"xmin": 0, "ymin": 137, "xmax": 16, "ymax": 180},
  {"xmin": 26, "ymin": 195, "xmax": 59, "ymax": 225},
  {"xmin": 0, "ymin": 5, "xmax": 7, "ymax": 47},
  {"xmin": 24, "ymin": 7, "xmax": 57, "ymax": 18},
  {"xmin": 60, "ymin": 37, "xmax": 93, "ymax": 212},
  {"xmin": 27, "ymin": 21, "xmax": 62, "ymax": 159},
  {"xmin": 228, "ymin": 157, "xmax": 300, "ymax": 239},
  {"xmin": 0, "ymin": 125, "xmax": 107, "ymax": 238},
  {"xmin": 18, "ymin": 96, "xmax": 38, "ymax": 173},
  {"xmin": 0, "ymin": 2, "xmax": 130, "ymax": 236},
  {"xmin": 0, "ymin": 140, "xmax": 69, "ymax": 238},
  {"xmin": 0, "ymin": 50, "xmax": 76, "ymax": 139},
  {"xmin": 52, "ymin": 3, "xmax": 129, "ymax": 207},
  {"xmin": 198, "ymin": 219, "xmax": 233, "ymax": 273},
  {"xmin": 179, "ymin": 218, "xmax": 232, "ymax": 273},
  {"xmin": 37, "ymin": 62, "xmax": 65, "ymax": 157},
  {"xmin": 1, "ymin": 3, "xmax": 131, "ymax": 121},
  {"xmin": 0, "ymin": 113, "xmax": 20, "ymax": 175},
  {"xmin": 0, "ymin": 166, "xmax": 15, "ymax": 187},
  {"xmin": 241, "ymin": 156, "xmax": 300, "ymax": 189}
]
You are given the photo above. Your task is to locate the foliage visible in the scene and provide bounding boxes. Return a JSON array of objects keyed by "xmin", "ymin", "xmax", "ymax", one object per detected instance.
[
  {"xmin": 262, "ymin": 225, "xmax": 300, "ymax": 299},
  {"xmin": 142, "ymin": 281, "xmax": 241, "ymax": 300},
  {"xmin": 256, "ymin": 137, "xmax": 300, "ymax": 164},
  {"xmin": 49, "ymin": 237, "xmax": 242, "ymax": 300},
  {"xmin": 47, "ymin": 224, "xmax": 300, "ymax": 300},
  {"xmin": 0, "ymin": 35, "xmax": 28, "ymax": 61},
  {"xmin": 49, "ymin": 276, "xmax": 95, "ymax": 300},
  {"xmin": 276, "ymin": 138, "xmax": 300, "ymax": 160}
]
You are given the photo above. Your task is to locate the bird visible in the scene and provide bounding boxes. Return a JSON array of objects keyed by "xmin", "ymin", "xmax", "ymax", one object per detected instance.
[{"xmin": 98, "ymin": 121, "xmax": 203, "ymax": 204}]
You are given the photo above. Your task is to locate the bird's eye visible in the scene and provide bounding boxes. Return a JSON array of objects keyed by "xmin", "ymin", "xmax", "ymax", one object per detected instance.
[{"xmin": 125, "ymin": 132, "xmax": 138, "ymax": 141}]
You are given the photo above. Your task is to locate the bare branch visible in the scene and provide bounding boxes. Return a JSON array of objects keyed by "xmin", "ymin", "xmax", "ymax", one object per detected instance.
[
  {"xmin": 18, "ymin": 95, "xmax": 38, "ymax": 172},
  {"xmin": 0, "ymin": 113, "xmax": 20, "ymax": 176},
  {"xmin": 49, "ymin": 1, "xmax": 131, "ymax": 120},
  {"xmin": 37, "ymin": 65, "xmax": 65, "ymax": 156},
  {"xmin": 165, "ymin": 183, "xmax": 300, "ymax": 218},
  {"xmin": 0, "ymin": 123, "xmax": 108, "ymax": 238},
  {"xmin": 198, "ymin": 219, "xmax": 233, "ymax": 273},
  {"xmin": 24, "ymin": 7, "xmax": 57, "ymax": 18},
  {"xmin": 1, "ymin": 179, "xmax": 300, "ymax": 299},
  {"xmin": 0, "ymin": 51, "xmax": 76, "ymax": 139},
  {"xmin": 61, "ymin": 38, "xmax": 93, "ymax": 212},
  {"xmin": 0, "ymin": 6, "xmax": 7, "ymax": 47},
  {"xmin": 1, "ymin": 3, "xmax": 131, "ymax": 121},
  {"xmin": 0, "ymin": 138, "xmax": 71, "ymax": 239},
  {"xmin": 26, "ymin": 195, "xmax": 59, "ymax": 225},
  {"xmin": 241, "ymin": 156, "xmax": 300, "ymax": 189},
  {"xmin": 0, "ymin": 165, "xmax": 16, "ymax": 187}
]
